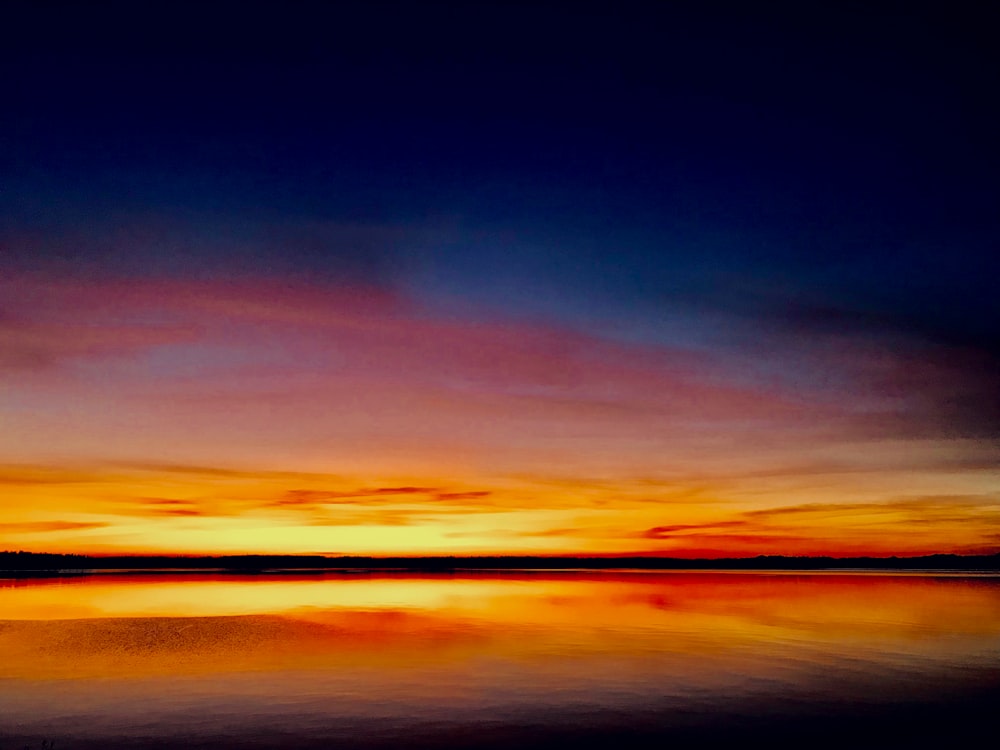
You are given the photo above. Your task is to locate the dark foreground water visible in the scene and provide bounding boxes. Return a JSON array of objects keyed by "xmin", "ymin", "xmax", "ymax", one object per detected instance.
[{"xmin": 1, "ymin": 572, "xmax": 999, "ymax": 749}]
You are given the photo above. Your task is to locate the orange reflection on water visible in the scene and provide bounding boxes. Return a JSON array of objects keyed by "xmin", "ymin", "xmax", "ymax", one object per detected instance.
[{"xmin": 1, "ymin": 572, "xmax": 999, "ymax": 684}]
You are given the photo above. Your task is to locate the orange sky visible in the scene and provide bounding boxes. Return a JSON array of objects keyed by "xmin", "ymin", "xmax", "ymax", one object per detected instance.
[{"xmin": 2, "ymin": 275, "xmax": 999, "ymax": 557}]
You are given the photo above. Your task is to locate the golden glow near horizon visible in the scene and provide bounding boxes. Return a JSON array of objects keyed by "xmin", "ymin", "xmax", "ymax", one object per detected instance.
[
  {"xmin": 2, "ymin": 276, "xmax": 999, "ymax": 558},
  {"xmin": 3, "ymin": 460, "xmax": 1000, "ymax": 557}
]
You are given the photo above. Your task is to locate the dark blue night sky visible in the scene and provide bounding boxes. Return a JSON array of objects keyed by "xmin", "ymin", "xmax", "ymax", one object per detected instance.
[{"xmin": 6, "ymin": 3, "xmax": 997, "ymax": 316}]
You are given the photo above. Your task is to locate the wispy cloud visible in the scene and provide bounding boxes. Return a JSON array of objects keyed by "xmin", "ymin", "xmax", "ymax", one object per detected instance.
[
  {"xmin": 642, "ymin": 521, "xmax": 750, "ymax": 539},
  {"xmin": 146, "ymin": 508, "xmax": 204, "ymax": 517},
  {"xmin": 0, "ymin": 466, "xmax": 110, "ymax": 486},
  {"xmin": 305, "ymin": 510, "xmax": 419, "ymax": 527},
  {"xmin": 743, "ymin": 495, "xmax": 1000, "ymax": 520},
  {"xmin": 0, "ymin": 521, "xmax": 109, "ymax": 533},
  {"xmin": 627, "ymin": 493, "xmax": 1000, "ymax": 556},
  {"xmin": 266, "ymin": 486, "xmax": 498, "ymax": 510},
  {"xmin": 0, "ymin": 311, "xmax": 200, "ymax": 374}
]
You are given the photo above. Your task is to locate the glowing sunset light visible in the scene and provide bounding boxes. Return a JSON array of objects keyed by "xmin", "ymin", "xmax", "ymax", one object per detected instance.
[
  {"xmin": 2, "ymin": 270, "xmax": 998, "ymax": 558},
  {"xmin": 2, "ymin": 1, "xmax": 998, "ymax": 563}
]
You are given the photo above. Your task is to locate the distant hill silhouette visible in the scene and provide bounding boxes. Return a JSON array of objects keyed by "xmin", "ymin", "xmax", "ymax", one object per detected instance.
[{"xmin": 2, "ymin": 550, "xmax": 999, "ymax": 574}]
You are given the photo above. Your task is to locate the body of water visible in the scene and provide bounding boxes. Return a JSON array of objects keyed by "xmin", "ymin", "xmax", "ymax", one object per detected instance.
[{"xmin": 1, "ymin": 571, "xmax": 999, "ymax": 749}]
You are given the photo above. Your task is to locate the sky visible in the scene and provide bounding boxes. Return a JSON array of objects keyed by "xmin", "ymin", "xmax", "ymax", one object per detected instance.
[{"xmin": 1, "ymin": 1, "xmax": 998, "ymax": 557}]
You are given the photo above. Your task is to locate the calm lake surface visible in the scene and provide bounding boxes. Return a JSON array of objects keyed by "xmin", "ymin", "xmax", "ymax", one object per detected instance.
[{"xmin": 2, "ymin": 572, "xmax": 999, "ymax": 749}]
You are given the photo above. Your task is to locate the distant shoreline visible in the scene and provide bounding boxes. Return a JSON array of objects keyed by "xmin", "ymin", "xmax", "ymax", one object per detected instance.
[{"xmin": 3, "ymin": 551, "xmax": 999, "ymax": 576}]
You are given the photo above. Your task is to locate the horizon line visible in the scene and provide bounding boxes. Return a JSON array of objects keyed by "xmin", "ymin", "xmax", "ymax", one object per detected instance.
[{"xmin": 4, "ymin": 549, "xmax": 1000, "ymax": 573}]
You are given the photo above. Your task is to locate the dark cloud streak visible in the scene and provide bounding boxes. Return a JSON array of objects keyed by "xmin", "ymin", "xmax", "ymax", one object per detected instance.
[{"xmin": 0, "ymin": 521, "xmax": 109, "ymax": 533}]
